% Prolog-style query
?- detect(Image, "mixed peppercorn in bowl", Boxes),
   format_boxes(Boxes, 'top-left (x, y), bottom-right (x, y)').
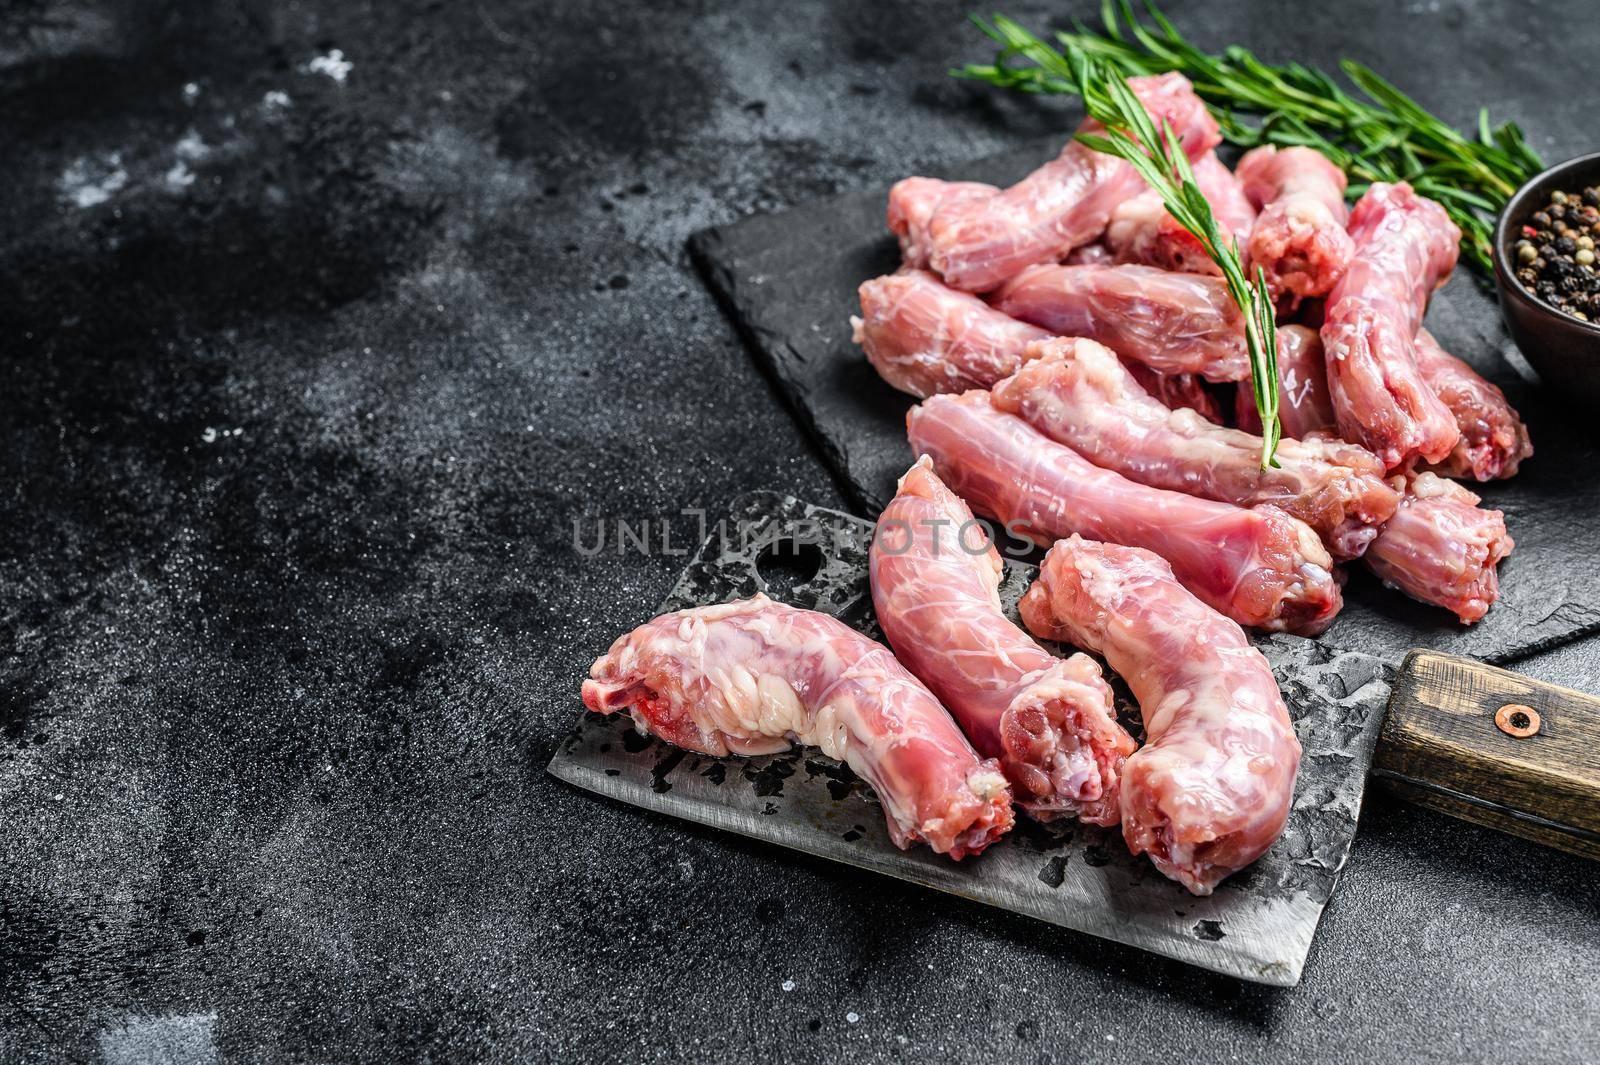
top-left (1494, 151), bottom-right (1600, 407)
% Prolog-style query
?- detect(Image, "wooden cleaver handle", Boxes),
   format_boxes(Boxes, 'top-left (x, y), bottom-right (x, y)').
top-left (1373, 650), bottom-right (1600, 860)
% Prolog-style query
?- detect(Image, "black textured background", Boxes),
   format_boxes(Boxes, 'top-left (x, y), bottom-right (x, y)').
top-left (2, 2), bottom-right (1598, 1062)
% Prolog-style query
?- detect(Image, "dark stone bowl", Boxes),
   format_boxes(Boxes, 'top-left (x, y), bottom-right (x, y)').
top-left (1494, 151), bottom-right (1600, 406)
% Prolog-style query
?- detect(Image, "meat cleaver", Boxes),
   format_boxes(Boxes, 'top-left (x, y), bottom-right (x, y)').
top-left (548, 493), bottom-right (1600, 987)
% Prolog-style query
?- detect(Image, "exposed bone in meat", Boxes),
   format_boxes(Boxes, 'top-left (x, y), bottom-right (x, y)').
top-left (906, 391), bottom-right (1342, 635)
top-left (582, 594), bottom-right (1016, 859)
top-left (1020, 536), bottom-right (1301, 895)
top-left (1413, 329), bottom-right (1533, 481)
top-left (1106, 152), bottom-right (1256, 275)
top-left (1236, 145), bottom-right (1354, 301)
top-left (852, 269), bottom-right (1050, 397)
top-left (992, 338), bottom-right (1399, 560)
top-left (888, 178), bottom-right (999, 270)
top-left (870, 459), bottom-right (1136, 825)
top-left (1065, 241), bottom-right (1115, 266)
top-left (1363, 472), bottom-right (1513, 623)
top-left (1321, 183), bottom-right (1462, 470)
top-left (907, 73), bottom-right (1220, 292)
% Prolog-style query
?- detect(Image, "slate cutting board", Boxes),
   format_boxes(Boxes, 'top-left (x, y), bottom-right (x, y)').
top-left (551, 493), bottom-right (1393, 987)
top-left (689, 139), bottom-right (1600, 665)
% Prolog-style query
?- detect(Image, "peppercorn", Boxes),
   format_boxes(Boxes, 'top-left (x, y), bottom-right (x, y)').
top-left (1511, 184), bottom-right (1600, 318)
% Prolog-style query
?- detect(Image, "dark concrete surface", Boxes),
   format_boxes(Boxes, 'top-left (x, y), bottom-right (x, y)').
top-left (1, 1), bottom-right (1597, 1062)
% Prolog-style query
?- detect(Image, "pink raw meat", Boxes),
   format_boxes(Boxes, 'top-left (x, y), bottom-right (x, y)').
top-left (1066, 241), bottom-right (1115, 266)
top-left (1364, 473), bottom-right (1513, 624)
top-left (1414, 329), bottom-right (1533, 481)
top-left (1124, 360), bottom-right (1224, 424)
top-left (1106, 151), bottom-right (1256, 275)
top-left (915, 73), bottom-right (1220, 292)
top-left (888, 177), bottom-right (999, 269)
top-left (992, 338), bottom-right (1399, 560)
top-left (1237, 145), bottom-right (1355, 301)
top-left (852, 269), bottom-right (1051, 397)
top-left (1020, 536), bottom-right (1301, 895)
top-left (582, 594), bottom-right (1016, 859)
top-left (871, 459), bottom-right (1137, 824)
top-left (993, 262), bottom-right (1316, 382)
top-left (1322, 183), bottom-right (1462, 470)
top-left (906, 391), bottom-right (1342, 635)
top-left (1235, 324), bottom-right (1336, 438)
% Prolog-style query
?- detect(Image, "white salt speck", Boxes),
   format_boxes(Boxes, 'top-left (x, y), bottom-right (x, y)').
top-left (262, 90), bottom-right (292, 110)
top-left (165, 130), bottom-right (209, 190)
top-left (201, 427), bottom-right (218, 443)
top-left (845, 1012), bottom-right (860, 1024)
top-left (896, 1035), bottom-right (908, 1045)
top-left (175, 129), bottom-right (208, 161)
top-left (53, 794), bottom-right (63, 802)
top-left (59, 153), bottom-right (128, 209)
top-left (182, 82), bottom-right (201, 103)
top-left (307, 49), bottom-right (352, 83)
top-left (780, 979), bottom-right (795, 992)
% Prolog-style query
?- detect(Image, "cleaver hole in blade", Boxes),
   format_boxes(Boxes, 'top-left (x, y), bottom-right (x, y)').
top-left (755, 537), bottom-right (825, 603)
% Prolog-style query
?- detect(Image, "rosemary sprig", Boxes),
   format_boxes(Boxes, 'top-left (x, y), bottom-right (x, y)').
top-left (1067, 53), bottom-right (1281, 467)
top-left (954, 3), bottom-right (1543, 274)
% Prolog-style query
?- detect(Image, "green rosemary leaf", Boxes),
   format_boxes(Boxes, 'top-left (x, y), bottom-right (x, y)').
top-left (1066, 52), bottom-right (1282, 466)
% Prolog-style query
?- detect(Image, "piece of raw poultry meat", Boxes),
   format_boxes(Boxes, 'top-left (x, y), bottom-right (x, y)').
top-left (852, 269), bottom-right (1050, 397)
top-left (1236, 145), bottom-right (1355, 302)
top-left (1322, 182), bottom-right (1463, 470)
top-left (582, 595), bottom-right (1015, 859)
top-left (1363, 473), bottom-right (1514, 623)
top-left (1106, 152), bottom-right (1256, 275)
top-left (1124, 361), bottom-right (1225, 424)
top-left (1235, 323), bottom-right (1337, 438)
top-left (1413, 329), bottom-right (1533, 481)
top-left (888, 178), bottom-right (999, 270)
top-left (1019, 536), bottom-right (1301, 895)
top-left (852, 268), bottom-right (1227, 418)
top-left (992, 263), bottom-right (1321, 382)
top-left (907, 72), bottom-right (1221, 292)
top-left (870, 458), bottom-right (1137, 825)
top-left (906, 391), bottom-right (1342, 635)
top-left (991, 338), bottom-right (1400, 560)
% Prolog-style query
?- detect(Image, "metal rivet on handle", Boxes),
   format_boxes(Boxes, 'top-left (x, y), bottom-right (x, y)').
top-left (1495, 703), bottom-right (1541, 738)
